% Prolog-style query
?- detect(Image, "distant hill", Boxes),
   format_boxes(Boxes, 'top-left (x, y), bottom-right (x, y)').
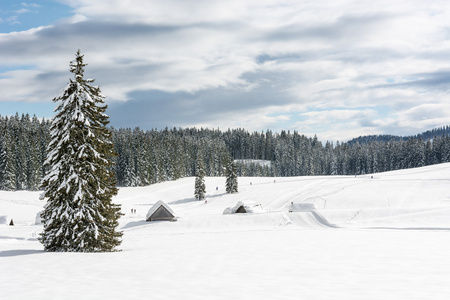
top-left (347, 126), bottom-right (450, 145)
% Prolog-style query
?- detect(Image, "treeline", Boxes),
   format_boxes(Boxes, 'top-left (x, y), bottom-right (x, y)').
top-left (2, 113), bottom-right (450, 191)
top-left (348, 126), bottom-right (450, 145)
top-left (225, 129), bottom-right (450, 177)
top-left (0, 114), bottom-right (50, 190)
top-left (112, 127), bottom-right (231, 186)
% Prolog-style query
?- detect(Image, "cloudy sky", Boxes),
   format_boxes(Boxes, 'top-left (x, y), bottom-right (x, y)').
top-left (1, 0), bottom-right (450, 141)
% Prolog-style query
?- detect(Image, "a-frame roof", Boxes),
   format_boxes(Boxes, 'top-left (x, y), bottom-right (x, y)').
top-left (146, 200), bottom-right (175, 220)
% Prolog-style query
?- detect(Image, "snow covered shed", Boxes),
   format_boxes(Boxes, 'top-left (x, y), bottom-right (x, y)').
top-left (288, 202), bottom-right (317, 212)
top-left (146, 201), bottom-right (176, 222)
top-left (223, 201), bottom-right (264, 214)
top-left (35, 211), bottom-right (43, 225)
top-left (0, 215), bottom-right (12, 225)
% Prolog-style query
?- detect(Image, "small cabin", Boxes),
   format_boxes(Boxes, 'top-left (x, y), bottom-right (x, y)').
top-left (235, 205), bottom-right (247, 213)
top-left (223, 201), bottom-right (264, 214)
top-left (146, 201), bottom-right (176, 222)
top-left (0, 215), bottom-right (12, 225)
top-left (35, 211), bottom-right (43, 225)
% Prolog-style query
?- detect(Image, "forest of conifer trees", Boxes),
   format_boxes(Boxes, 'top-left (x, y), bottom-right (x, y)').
top-left (2, 113), bottom-right (450, 191)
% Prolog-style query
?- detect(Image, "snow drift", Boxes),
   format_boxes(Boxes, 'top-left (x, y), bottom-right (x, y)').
top-left (288, 202), bottom-right (317, 212)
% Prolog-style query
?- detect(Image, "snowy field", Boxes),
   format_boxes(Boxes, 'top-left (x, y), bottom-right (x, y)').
top-left (2, 163), bottom-right (450, 299)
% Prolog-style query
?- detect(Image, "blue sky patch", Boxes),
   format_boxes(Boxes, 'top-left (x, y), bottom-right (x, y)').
top-left (0, 1), bottom-right (72, 33)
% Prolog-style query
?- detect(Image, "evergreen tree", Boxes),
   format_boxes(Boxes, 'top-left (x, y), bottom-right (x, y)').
top-left (26, 115), bottom-right (43, 190)
top-left (0, 138), bottom-right (6, 188)
top-left (194, 156), bottom-right (206, 200)
top-left (39, 50), bottom-right (122, 252)
top-left (0, 132), bottom-right (16, 191)
top-left (225, 159), bottom-right (238, 194)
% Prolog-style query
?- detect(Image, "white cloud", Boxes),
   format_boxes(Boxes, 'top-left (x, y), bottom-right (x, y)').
top-left (3, 16), bottom-right (20, 25)
top-left (2, 0), bottom-right (450, 139)
top-left (21, 3), bottom-right (41, 8)
top-left (15, 3), bottom-right (40, 14)
top-left (15, 8), bottom-right (31, 14)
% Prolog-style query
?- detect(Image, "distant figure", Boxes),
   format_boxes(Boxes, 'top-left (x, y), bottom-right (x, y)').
top-left (274, 180), bottom-right (276, 183)
top-left (216, 187), bottom-right (218, 191)
top-left (371, 176), bottom-right (373, 179)
top-left (9, 219), bottom-right (14, 226)
top-left (250, 182), bottom-right (252, 185)
top-left (205, 200), bottom-right (208, 204)
top-left (131, 208), bottom-right (133, 214)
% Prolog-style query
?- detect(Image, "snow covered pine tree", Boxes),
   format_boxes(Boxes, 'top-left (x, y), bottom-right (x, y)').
top-left (225, 159), bottom-right (238, 194)
top-left (194, 156), bottom-right (206, 200)
top-left (39, 50), bottom-right (123, 252)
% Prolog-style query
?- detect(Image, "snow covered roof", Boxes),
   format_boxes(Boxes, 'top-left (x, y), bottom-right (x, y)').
top-left (146, 200), bottom-right (176, 220)
top-left (289, 203), bottom-right (317, 212)
top-left (223, 201), bottom-right (265, 214)
top-left (0, 215), bottom-right (12, 225)
top-left (35, 211), bottom-right (43, 225)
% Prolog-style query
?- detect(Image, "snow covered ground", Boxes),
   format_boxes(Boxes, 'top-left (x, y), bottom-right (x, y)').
top-left (2, 163), bottom-right (450, 299)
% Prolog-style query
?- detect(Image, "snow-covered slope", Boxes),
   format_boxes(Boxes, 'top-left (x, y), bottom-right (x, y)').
top-left (2, 163), bottom-right (450, 299)
top-left (117, 162), bottom-right (450, 231)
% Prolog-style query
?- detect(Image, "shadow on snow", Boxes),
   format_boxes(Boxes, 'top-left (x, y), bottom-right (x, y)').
top-left (0, 249), bottom-right (44, 257)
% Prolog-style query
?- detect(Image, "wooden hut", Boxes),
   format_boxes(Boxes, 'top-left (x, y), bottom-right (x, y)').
top-left (146, 201), bottom-right (176, 222)
top-left (0, 215), bottom-right (12, 225)
top-left (235, 205), bottom-right (247, 213)
top-left (223, 201), bottom-right (264, 214)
